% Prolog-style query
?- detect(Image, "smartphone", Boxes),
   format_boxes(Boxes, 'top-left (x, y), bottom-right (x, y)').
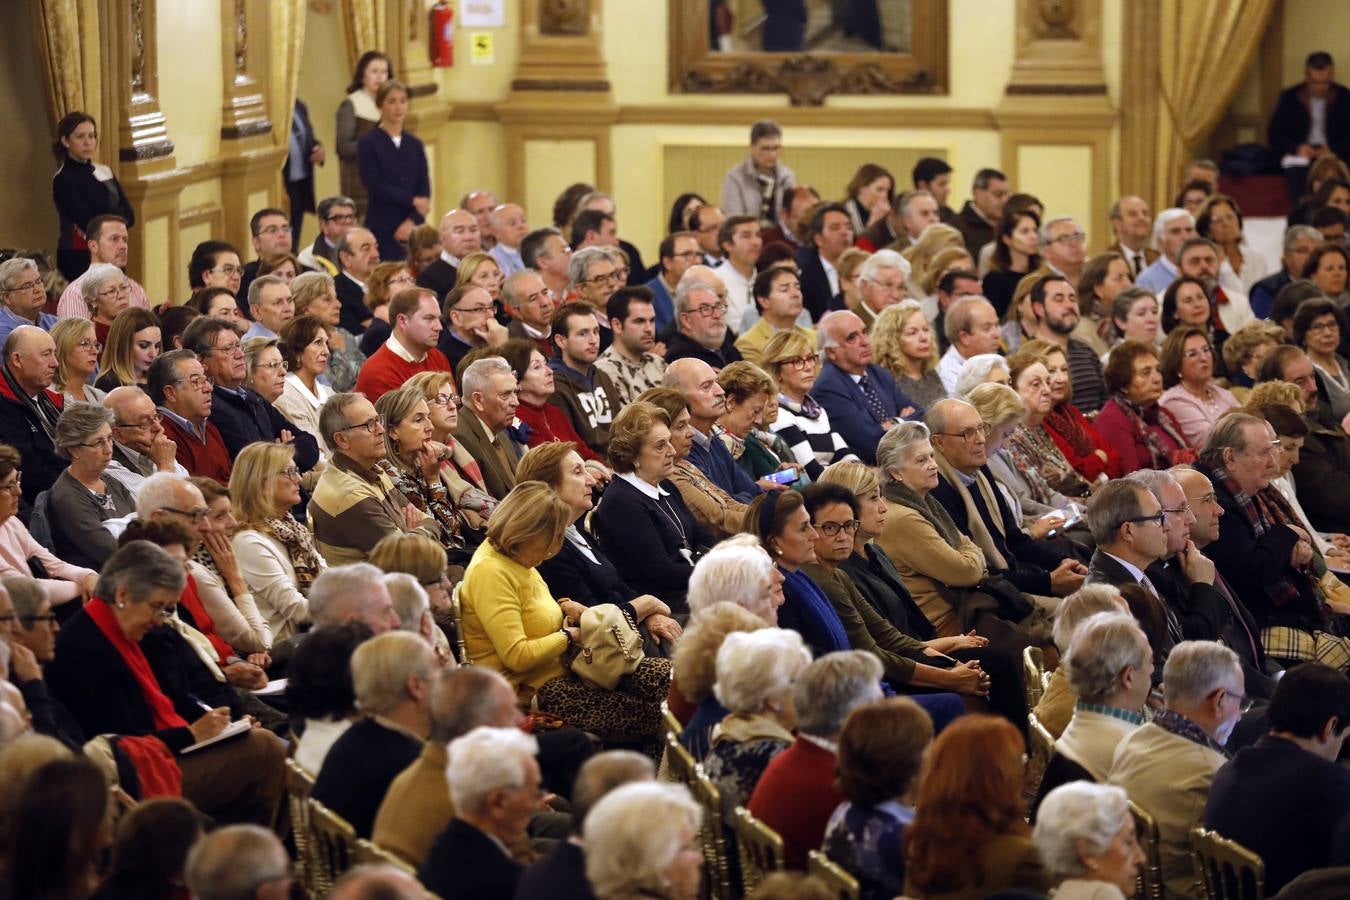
top-left (765, 469), bottom-right (797, 485)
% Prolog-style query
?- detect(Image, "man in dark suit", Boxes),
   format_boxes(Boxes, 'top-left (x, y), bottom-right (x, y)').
top-left (1268, 51), bottom-right (1350, 202)
top-left (810, 310), bottom-right (917, 464)
top-left (1204, 663), bottom-right (1350, 893)
top-left (795, 202), bottom-right (855, 322)
top-left (283, 98), bottom-right (324, 248)
top-left (1250, 225), bottom-right (1321, 319)
top-left (453, 356), bottom-right (523, 501)
top-left (1107, 195), bottom-right (1158, 279)
top-left (297, 195), bottom-right (355, 276)
top-left (312, 631), bottom-right (435, 838)
top-left (418, 208), bottom-right (482, 304)
top-left (955, 167), bottom-right (1009, 258)
top-left (334, 227), bottom-right (380, 335)
top-left (418, 726), bottom-right (541, 900)
top-left (663, 279), bottom-right (742, 369)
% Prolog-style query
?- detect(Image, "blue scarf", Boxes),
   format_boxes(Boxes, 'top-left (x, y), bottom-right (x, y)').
top-left (781, 567), bottom-right (851, 654)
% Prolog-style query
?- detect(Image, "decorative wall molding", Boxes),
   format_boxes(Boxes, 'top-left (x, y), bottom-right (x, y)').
top-left (452, 101), bottom-right (998, 131)
top-left (680, 56), bottom-right (939, 107)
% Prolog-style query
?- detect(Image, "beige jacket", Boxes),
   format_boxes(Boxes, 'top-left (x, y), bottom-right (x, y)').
top-left (874, 502), bottom-right (986, 637)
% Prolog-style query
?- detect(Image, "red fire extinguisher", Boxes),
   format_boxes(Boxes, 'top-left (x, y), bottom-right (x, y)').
top-left (430, 1), bottom-right (454, 67)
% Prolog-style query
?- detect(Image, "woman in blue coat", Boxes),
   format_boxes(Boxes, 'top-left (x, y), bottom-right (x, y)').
top-left (357, 80), bottom-right (430, 262)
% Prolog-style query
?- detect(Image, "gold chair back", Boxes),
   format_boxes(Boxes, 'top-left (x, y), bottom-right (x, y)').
top-left (734, 805), bottom-right (786, 895)
top-left (689, 767), bottom-right (735, 900)
top-left (285, 759), bottom-right (317, 896)
top-left (1191, 826), bottom-right (1265, 900)
top-left (1023, 645), bottom-right (1046, 708)
top-left (449, 581), bottom-right (469, 664)
top-left (355, 838), bottom-right (418, 875)
top-left (307, 798), bottom-right (358, 895)
top-left (1025, 711), bottom-right (1055, 799)
top-left (662, 700), bottom-right (682, 742)
top-left (666, 733), bottom-right (698, 786)
top-left (808, 849), bottom-right (861, 900)
top-left (1129, 799), bottom-right (1164, 900)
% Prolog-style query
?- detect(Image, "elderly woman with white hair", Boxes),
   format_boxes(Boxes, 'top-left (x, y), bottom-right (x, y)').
top-left (381, 571), bottom-right (453, 666)
top-left (703, 628), bottom-right (813, 808)
top-left (670, 601), bottom-right (770, 758)
top-left (418, 725), bottom-right (543, 899)
top-left (81, 262), bottom-right (131, 345)
top-left (48, 401), bottom-right (135, 570)
top-left (1034, 584), bottom-right (1128, 738)
top-left (952, 352), bottom-right (1010, 399)
top-left (584, 781), bottom-right (704, 900)
top-left (1033, 782), bottom-right (1144, 900)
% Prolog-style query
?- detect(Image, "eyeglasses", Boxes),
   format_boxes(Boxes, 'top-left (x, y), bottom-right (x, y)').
top-left (0, 478), bottom-right (20, 495)
top-left (1161, 503), bottom-right (1191, 517)
top-left (162, 506), bottom-right (210, 523)
top-left (387, 274), bottom-right (416, 287)
top-left (0, 613), bottom-right (15, 625)
top-left (1308, 319), bottom-right (1340, 332)
top-left (431, 392), bottom-right (460, 408)
top-left (936, 423), bottom-right (991, 442)
top-left (149, 603), bottom-right (176, 621)
top-left (256, 359), bottom-right (289, 372)
top-left (1193, 491), bottom-right (1218, 505)
top-left (21, 613), bottom-right (58, 625)
top-left (175, 374), bottom-right (212, 391)
top-left (1182, 346), bottom-right (1213, 360)
top-left (670, 250), bottom-right (702, 260)
top-left (778, 354), bottom-right (818, 370)
top-left (1126, 512), bottom-right (1167, 528)
top-left (324, 213), bottom-right (357, 224)
top-left (870, 279), bottom-right (906, 294)
top-left (1049, 231), bottom-right (1087, 245)
top-left (214, 340), bottom-right (244, 356)
top-left (77, 338), bottom-right (102, 352)
top-left (76, 436), bottom-right (114, 450)
top-left (3, 279), bottom-right (43, 294)
top-left (581, 270), bottom-right (621, 286)
top-left (97, 284), bottom-right (131, 298)
top-left (453, 304), bottom-right (495, 316)
top-left (211, 264), bottom-right (242, 276)
top-left (687, 302), bottom-right (729, 318)
top-left (256, 224), bottom-right (292, 236)
top-left (339, 416), bottom-right (383, 434)
top-left (115, 415), bottom-right (160, 430)
top-left (1216, 688), bottom-right (1254, 714)
top-left (817, 519), bottom-right (860, 537)
top-left (275, 466), bottom-right (301, 480)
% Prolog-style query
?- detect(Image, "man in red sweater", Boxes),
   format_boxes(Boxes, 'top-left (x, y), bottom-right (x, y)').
top-left (355, 287), bottom-right (453, 402)
top-left (747, 650), bottom-right (883, 868)
top-left (147, 349), bottom-right (232, 483)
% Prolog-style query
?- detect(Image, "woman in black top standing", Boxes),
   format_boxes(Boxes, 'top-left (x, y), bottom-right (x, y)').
top-left (51, 112), bottom-right (134, 282)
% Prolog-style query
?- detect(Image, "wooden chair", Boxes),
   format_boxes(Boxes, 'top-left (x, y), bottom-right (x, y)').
top-left (1025, 711), bottom-right (1055, 799)
top-left (1023, 645), bottom-right (1046, 708)
top-left (285, 759), bottom-right (317, 896)
top-left (808, 850), bottom-right (860, 900)
top-left (688, 767), bottom-right (735, 900)
top-left (666, 733), bottom-right (698, 786)
top-left (662, 700), bottom-right (683, 743)
top-left (734, 805), bottom-right (785, 895)
top-left (355, 838), bottom-right (417, 875)
top-left (449, 581), bottom-right (469, 664)
top-left (307, 798), bottom-right (357, 895)
top-left (1129, 800), bottom-right (1164, 900)
top-left (1191, 827), bottom-right (1265, 900)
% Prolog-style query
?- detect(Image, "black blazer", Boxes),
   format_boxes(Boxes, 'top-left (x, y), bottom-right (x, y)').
top-left (418, 817), bottom-right (523, 900)
top-left (663, 330), bottom-right (742, 370)
top-left (44, 609), bottom-right (217, 754)
top-left (357, 127), bottom-right (430, 261)
top-left (515, 839), bottom-right (594, 900)
top-left (537, 523), bottom-right (631, 608)
top-left (592, 477), bottom-right (714, 616)
top-left (416, 258), bottom-right (458, 305)
top-left (335, 270), bottom-right (371, 335)
top-left (931, 468), bottom-right (1053, 596)
top-left (794, 245), bottom-right (835, 323)
top-left (1268, 82), bottom-right (1350, 161)
top-left (52, 154), bottom-right (135, 279)
top-left (1205, 735), bottom-right (1350, 893)
top-left (0, 384), bottom-right (64, 510)
top-left (311, 717), bottom-right (421, 839)
top-left (1084, 548), bottom-right (1176, 678)
top-left (208, 387), bottom-right (320, 472)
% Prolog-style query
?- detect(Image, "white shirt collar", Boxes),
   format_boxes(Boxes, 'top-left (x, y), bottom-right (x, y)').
top-left (618, 471), bottom-right (668, 499)
top-left (1102, 550), bottom-right (1147, 585)
top-left (386, 333), bottom-right (425, 364)
top-left (440, 249), bottom-right (463, 267)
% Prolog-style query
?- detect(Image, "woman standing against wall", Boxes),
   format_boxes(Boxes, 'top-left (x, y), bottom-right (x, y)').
top-left (358, 80), bottom-right (430, 262)
top-left (335, 51), bottom-right (391, 220)
top-left (51, 112), bottom-right (135, 282)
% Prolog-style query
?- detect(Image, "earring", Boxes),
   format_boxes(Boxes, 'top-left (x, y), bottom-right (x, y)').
top-left (115, 601), bottom-right (126, 609)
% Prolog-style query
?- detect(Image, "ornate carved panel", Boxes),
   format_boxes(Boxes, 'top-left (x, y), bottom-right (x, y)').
top-left (670, 0), bottom-right (948, 105)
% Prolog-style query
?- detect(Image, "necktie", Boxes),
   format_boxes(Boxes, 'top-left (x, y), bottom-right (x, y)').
top-left (858, 374), bottom-right (887, 424)
top-left (1213, 571), bottom-right (1262, 665)
top-left (492, 434), bottom-right (517, 488)
top-left (1142, 576), bottom-right (1184, 644)
top-left (1133, 253), bottom-right (1144, 278)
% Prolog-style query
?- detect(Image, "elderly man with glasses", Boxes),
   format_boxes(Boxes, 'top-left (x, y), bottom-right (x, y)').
top-left (147, 349), bottom-right (233, 482)
top-left (311, 392), bottom-right (439, 565)
top-left (811, 310), bottom-right (918, 464)
top-left (0, 257), bottom-right (58, 347)
top-left (101, 385), bottom-right (188, 496)
top-left (664, 279), bottom-right (743, 369)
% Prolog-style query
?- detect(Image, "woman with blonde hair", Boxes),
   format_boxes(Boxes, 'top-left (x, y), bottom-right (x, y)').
top-left (404, 370), bottom-right (497, 528)
top-left (454, 252), bottom-right (505, 305)
top-left (919, 246), bottom-right (975, 298)
top-left (460, 480), bottom-right (672, 758)
top-left (95, 307), bottom-right (160, 392)
top-left (374, 386), bottom-right (470, 563)
top-left (358, 261), bottom-right (417, 356)
top-left (902, 223), bottom-right (964, 301)
top-left (289, 270), bottom-right (365, 392)
top-left (50, 317), bottom-right (105, 403)
top-left (872, 300), bottom-right (946, 410)
top-left (370, 531), bottom-right (456, 663)
top-left (836, 247), bottom-right (871, 313)
top-left (229, 442), bottom-right (327, 639)
top-left (761, 331), bottom-right (853, 474)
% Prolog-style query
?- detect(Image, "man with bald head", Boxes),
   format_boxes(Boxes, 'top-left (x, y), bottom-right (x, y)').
top-left (462, 189), bottom-right (498, 249)
top-left (664, 357), bottom-right (761, 501)
top-left (0, 325), bottom-right (64, 506)
top-left (811, 310), bottom-right (918, 464)
top-left (185, 824), bottom-right (292, 900)
top-left (489, 203), bottom-right (528, 277)
top-left (1108, 195), bottom-right (1157, 278)
top-left (335, 226), bottom-right (381, 333)
top-left (418, 208), bottom-right (483, 303)
top-left (331, 866), bottom-right (429, 899)
top-left (103, 386), bottom-right (188, 496)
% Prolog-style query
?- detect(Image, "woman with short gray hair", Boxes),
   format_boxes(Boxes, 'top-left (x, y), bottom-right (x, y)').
top-left (49, 402), bottom-right (135, 569)
top-left (584, 782), bottom-right (704, 900)
top-left (703, 628), bottom-right (812, 808)
top-left (1033, 781), bottom-right (1143, 899)
top-left (1035, 585), bottom-right (1128, 737)
top-left (80, 262), bottom-right (130, 344)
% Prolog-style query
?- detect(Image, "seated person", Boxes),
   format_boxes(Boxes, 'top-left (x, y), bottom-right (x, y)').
top-left (639, 387), bottom-right (747, 540)
top-left (581, 782), bottom-right (704, 900)
top-left (148, 350), bottom-right (233, 482)
top-left (1093, 341), bottom-right (1195, 474)
top-left (1158, 325), bottom-right (1239, 449)
top-left (1033, 584), bottom-right (1129, 738)
top-left (761, 330), bottom-right (854, 473)
top-left (43, 540), bottom-right (288, 827)
top-left (823, 697), bottom-right (933, 900)
top-left (452, 356), bottom-right (525, 502)
top-left (1109, 641), bottom-right (1243, 899)
top-left (748, 650), bottom-right (884, 870)
top-left (812, 310), bottom-right (919, 464)
top-left (417, 726), bottom-right (540, 900)
top-left (0, 326), bottom-right (67, 509)
top-left (1029, 339), bottom-right (1123, 481)
top-left (311, 631), bottom-right (435, 838)
top-left (672, 599), bottom-right (770, 759)
top-left (458, 480), bottom-right (670, 760)
top-left (702, 628), bottom-right (811, 809)
top-left (103, 385), bottom-right (190, 497)
top-left (716, 360), bottom-right (808, 483)
top-left (0, 444), bottom-right (97, 613)
top-left (517, 442), bottom-right (681, 650)
top-left (904, 715), bottom-right (1052, 899)
top-left (547, 302), bottom-right (623, 456)
top-left (1203, 663), bottom-right (1350, 894)
top-left (48, 402), bottom-right (135, 570)
top-left (306, 562), bottom-right (401, 634)
top-left (1032, 783), bottom-right (1145, 900)
top-left (496, 338), bottom-right (605, 468)
top-left (591, 402), bottom-right (715, 616)
top-left (287, 622), bottom-right (370, 775)
top-left (663, 357), bottom-right (762, 502)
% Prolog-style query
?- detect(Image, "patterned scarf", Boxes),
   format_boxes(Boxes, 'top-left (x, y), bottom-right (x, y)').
top-left (260, 513), bottom-right (325, 595)
top-left (1005, 424), bottom-right (1090, 499)
top-left (781, 392), bottom-right (823, 420)
top-left (1151, 707), bottom-right (1228, 758)
top-left (1044, 402), bottom-right (1095, 457)
top-left (1206, 463), bottom-right (1302, 609)
top-left (1110, 393), bottom-right (1192, 469)
top-left (713, 424), bottom-right (746, 460)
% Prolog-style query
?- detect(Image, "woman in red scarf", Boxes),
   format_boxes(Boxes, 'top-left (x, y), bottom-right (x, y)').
top-left (1024, 340), bottom-right (1123, 482)
top-left (43, 540), bottom-right (287, 827)
top-left (1095, 340), bottom-right (1196, 474)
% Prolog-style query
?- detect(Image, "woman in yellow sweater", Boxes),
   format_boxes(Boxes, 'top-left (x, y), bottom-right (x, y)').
top-left (459, 480), bottom-right (671, 758)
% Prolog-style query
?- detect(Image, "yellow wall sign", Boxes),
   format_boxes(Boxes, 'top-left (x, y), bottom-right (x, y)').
top-left (470, 32), bottom-right (494, 65)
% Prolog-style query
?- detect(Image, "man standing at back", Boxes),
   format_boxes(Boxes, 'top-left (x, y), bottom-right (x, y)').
top-left (355, 288), bottom-right (451, 402)
top-left (720, 120), bottom-right (795, 228)
top-left (1268, 51), bottom-right (1350, 203)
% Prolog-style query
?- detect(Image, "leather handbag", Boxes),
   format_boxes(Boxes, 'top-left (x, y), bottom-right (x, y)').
top-left (568, 604), bottom-right (644, 690)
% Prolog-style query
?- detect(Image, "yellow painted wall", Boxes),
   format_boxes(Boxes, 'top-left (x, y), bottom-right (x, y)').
top-left (157, 1), bottom-right (224, 168)
top-left (1018, 145), bottom-right (1094, 237)
top-left (1282, 0), bottom-right (1350, 84)
top-left (0, 0), bottom-right (59, 250)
